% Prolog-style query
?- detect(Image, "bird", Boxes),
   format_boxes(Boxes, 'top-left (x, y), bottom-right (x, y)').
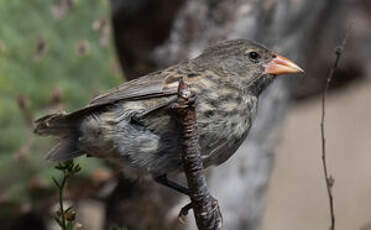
top-left (34, 39), bottom-right (303, 194)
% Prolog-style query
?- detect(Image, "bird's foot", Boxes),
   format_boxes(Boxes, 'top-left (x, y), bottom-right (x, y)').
top-left (178, 195), bottom-right (223, 227)
top-left (178, 202), bottom-right (193, 224)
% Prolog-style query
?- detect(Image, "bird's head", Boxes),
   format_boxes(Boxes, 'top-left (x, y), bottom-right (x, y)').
top-left (196, 39), bottom-right (304, 95)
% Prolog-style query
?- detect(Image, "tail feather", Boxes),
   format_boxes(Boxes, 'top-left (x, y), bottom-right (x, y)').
top-left (34, 112), bottom-right (84, 161)
top-left (45, 137), bottom-right (83, 161)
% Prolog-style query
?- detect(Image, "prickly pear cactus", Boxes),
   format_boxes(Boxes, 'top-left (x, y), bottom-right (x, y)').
top-left (0, 0), bottom-right (120, 204)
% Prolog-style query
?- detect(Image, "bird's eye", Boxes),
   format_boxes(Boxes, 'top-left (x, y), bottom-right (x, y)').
top-left (248, 51), bottom-right (260, 60)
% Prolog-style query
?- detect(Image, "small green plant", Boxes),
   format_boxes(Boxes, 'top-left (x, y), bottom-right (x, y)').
top-left (52, 161), bottom-right (81, 230)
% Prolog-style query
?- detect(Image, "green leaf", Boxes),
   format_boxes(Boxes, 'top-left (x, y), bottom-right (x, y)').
top-left (66, 222), bottom-right (74, 230)
top-left (54, 217), bottom-right (63, 228)
top-left (52, 177), bottom-right (61, 189)
top-left (65, 206), bottom-right (73, 213)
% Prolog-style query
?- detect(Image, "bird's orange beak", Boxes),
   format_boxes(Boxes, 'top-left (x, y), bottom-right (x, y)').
top-left (264, 54), bottom-right (304, 75)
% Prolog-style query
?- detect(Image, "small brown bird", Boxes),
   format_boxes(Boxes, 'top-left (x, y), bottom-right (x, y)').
top-left (34, 39), bottom-right (303, 194)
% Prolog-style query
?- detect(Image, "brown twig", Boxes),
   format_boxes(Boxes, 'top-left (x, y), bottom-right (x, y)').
top-left (320, 33), bottom-right (348, 230)
top-left (173, 79), bottom-right (223, 230)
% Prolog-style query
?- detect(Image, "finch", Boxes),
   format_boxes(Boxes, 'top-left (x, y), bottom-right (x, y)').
top-left (34, 39), bottom-right (303, 192)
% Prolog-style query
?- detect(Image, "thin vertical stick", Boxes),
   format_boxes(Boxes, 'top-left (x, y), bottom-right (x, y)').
top-left (320, 34), bottom-right (348, 230)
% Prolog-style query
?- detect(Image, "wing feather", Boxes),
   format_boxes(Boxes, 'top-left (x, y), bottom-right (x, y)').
top-left (64, 70), bottom-right (180, 118)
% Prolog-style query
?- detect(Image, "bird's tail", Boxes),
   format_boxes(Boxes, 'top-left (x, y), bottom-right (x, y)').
top-left (34, 112), bottom-right (84, 161)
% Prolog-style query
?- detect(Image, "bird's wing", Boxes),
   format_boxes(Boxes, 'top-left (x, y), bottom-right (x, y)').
top-left (63, 69), bottom-right (185, 119)
top-left (89, 72), bottom-right (177, 106)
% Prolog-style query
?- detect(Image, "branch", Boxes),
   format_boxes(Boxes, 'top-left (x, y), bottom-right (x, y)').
top-left (320, 33), bottom-right (349, 230)
top-left (173, 79), bottom-right (223, 230)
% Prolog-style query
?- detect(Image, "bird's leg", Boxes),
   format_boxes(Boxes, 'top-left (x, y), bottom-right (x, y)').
top-left (155, 175), bottom-right (198, 219)
top-left (154, 175), bottom-right (220, 219)
top-left (154, 174), bottom-right (191, 196)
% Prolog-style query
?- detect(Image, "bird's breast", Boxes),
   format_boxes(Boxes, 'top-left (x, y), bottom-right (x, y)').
top-left (193, 76), bottom-right (257, 136)
top-left (191, 76), bottom-right (258, 166)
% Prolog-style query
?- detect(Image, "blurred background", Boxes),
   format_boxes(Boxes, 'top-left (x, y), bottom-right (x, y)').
top-left (0, 0), bottom-right (370, 230)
